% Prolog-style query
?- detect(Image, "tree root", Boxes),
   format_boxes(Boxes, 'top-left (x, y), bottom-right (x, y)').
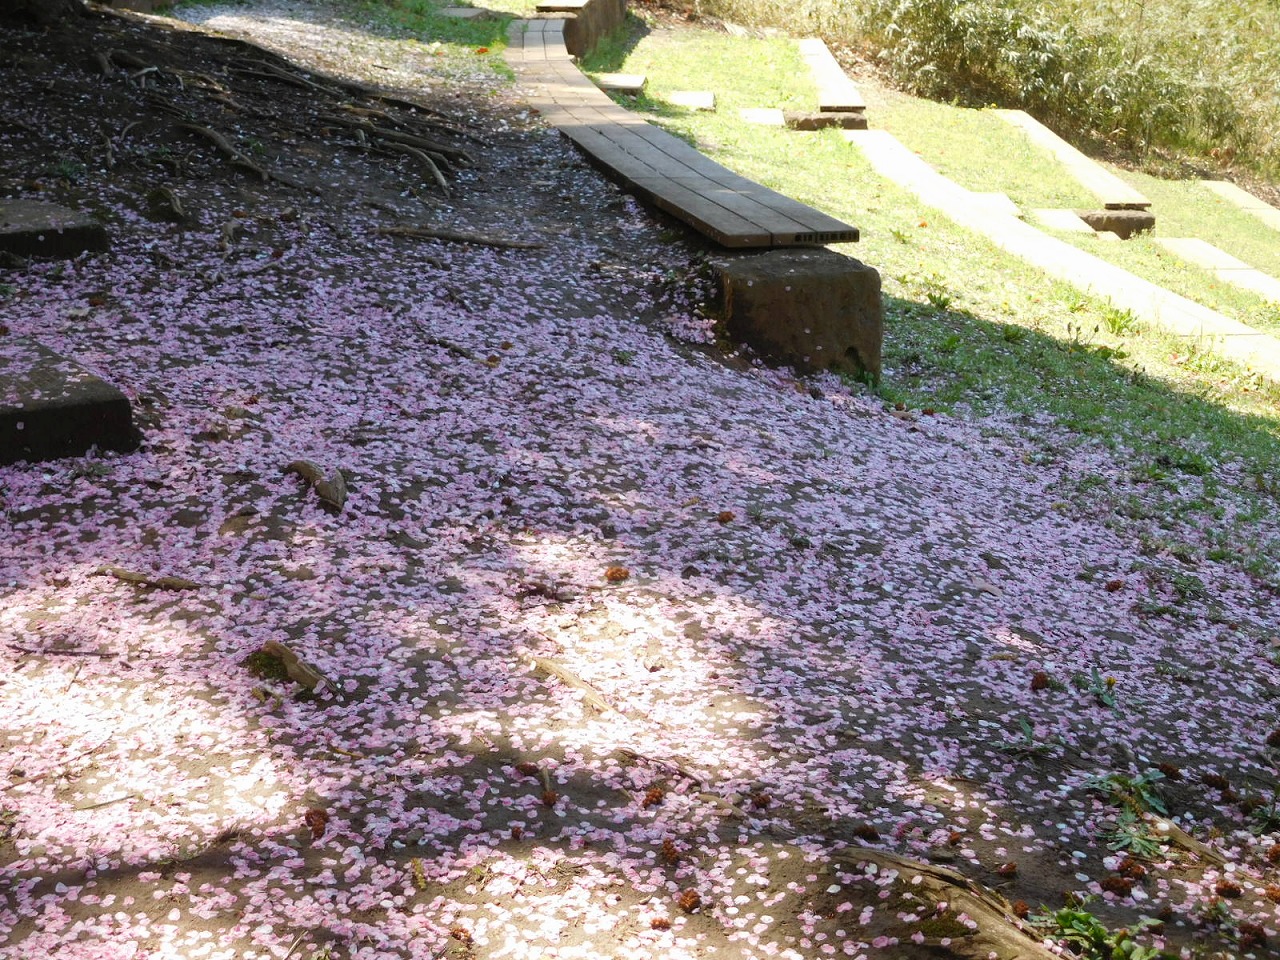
top-left (833, 848), bottom-right (1062, 960)
top-left (93, 564), bottom-right (202, 591)
top-left (524, 655), bottom-right (621, 715)
top-left (378, 225), bottom-right (544, 251)
top-left (378, 141), bottom-right (450, 197)
top-left (178, 121), bottom-right (269, 181)
top-left (284, 459), bottom-right (348, 513)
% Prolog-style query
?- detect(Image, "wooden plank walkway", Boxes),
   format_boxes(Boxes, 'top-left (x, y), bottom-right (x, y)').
top-left (797, 38), bottom-right (864, 113)
top-left (505, 19), bottom-right (859, 248)
top-left (994, 109), bottom-right (1150, 211)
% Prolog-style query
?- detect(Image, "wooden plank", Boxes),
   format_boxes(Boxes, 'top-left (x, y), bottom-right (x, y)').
top-left (994, 109), bottom-right (1150, 210)
top-left (630, 177), bottom-right (772, 247)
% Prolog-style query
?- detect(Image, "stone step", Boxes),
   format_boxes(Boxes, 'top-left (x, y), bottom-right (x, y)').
top-left (993, 110), bottom-right (1151, 211)
top-left (1155, 237), bottom-right (1280, 301)
top-left (1, 337), bottom-right (140, 465)
top-left (667, 90), bottom-right (716, 112)
top-left (0, 199), bottom-right (109, 260)
top-left (1201, 180), bottom-right (1280, 232)
top-left (784, 111), bottom-right (867, 132)
top-left (595, 73), bottom-right (646, 95)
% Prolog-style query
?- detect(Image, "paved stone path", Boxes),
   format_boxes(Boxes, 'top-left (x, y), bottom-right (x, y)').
top-left (846, 128), bottom-right (1280, 382)
top-left (1202, 180), bottom-right (1280, 232)
top-left (1155, 237), bottom-right (1280, 302)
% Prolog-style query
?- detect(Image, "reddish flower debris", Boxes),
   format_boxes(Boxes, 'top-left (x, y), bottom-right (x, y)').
top-left (1011, 901), bottom-right (1030, 919)
top-left (716, 511), bottom-right (735, 523)
top-left (677, 889), bottom-right (702, 913)
top-left (1030, 670), bottom-right (1050, 691)
top-left (660, 839), bottom-right (680, 865)
top-left (1156, 762), bottom-right (1182, 780)
top-left (995, 862), bottom-right (1018, 877)
top-left (1266, 845), bottom-right (1280, 865)
top-left (641, 787), bottom-right (665, 809)
top-left (853, 823), bottom-right (881, 842)
top-left (1240, 922), bottom-right (1268, 949)
top-left (1265, 884), bottom-right (1280, 903)
top-left (1105, 578), bottom-right (1126, 592)
top-left (650, 917), bottom-right (672, 931)
top-left (303, 807), bottom-right (329, 841)
top-left (1202, 772), bottom-right (1231, 791)
top-left (604, 565), bottom-right (630, 582)
top-left (749, 792), bottom-right (771, 810)
top-left (1266, 729), bottom-right (1280, 749)
top-left (1101, 875), bottom-right (1135, 896)
top-left (1214, 879), bottom-right (1243, 899)
top-left (450, 926), bottom-right (473, 944)
top-left (541, 789), bottom-right (559, 807)
top-left (514, 761), bottom-right (540, 778)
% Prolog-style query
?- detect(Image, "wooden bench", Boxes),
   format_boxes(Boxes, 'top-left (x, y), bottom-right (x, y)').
top-left (505, 19), bottom-right (860, 248)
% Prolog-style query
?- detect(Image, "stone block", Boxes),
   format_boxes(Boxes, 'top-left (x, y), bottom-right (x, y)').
top-left (711, 248), bottom-right (882, 378)
top-left (784, 111), bottom-right (867, 131)
top-left (1077, 208), bottom-right (1155, 240)
top-left (595, 73), bottom-right (646, 95)
top-left (441, 6), bottom-right (492, 18)
top-left (0, 199), bottom-right (109, 259)
top-left (1, 337), bottom-right (140, 465)
top-left (668, 91), bottom-right (716, 112)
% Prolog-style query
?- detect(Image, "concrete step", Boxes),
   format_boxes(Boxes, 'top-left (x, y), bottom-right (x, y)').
top-left (1, 337), bottom-right (140, 465)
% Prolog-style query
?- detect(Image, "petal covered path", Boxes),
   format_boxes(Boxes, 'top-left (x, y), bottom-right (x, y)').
top-left (2, 4), bottom-right (1280, 959)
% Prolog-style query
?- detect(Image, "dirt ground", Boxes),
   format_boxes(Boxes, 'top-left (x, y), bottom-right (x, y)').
top-left (2, 4), bottom-right (1280, 960)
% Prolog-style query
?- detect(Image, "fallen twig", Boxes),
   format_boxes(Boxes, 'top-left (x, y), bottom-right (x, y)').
top-left (378, 225), bottom-right (544, 251)
top-left (7, 642), bottom-right (116, 658)
top-left (525, 655), bottom-right (618, 715)
top-left (259, 640), bottom-right (334, 693)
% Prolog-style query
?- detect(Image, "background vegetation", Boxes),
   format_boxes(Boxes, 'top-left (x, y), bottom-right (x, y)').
top-left (689, 0), bottom-right (1280, 180)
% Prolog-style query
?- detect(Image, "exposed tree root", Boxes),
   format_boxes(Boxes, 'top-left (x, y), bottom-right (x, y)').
top-left (92, 565), bottom-right (202, 591)
top-left (524, 655), bottom-right (621, 715)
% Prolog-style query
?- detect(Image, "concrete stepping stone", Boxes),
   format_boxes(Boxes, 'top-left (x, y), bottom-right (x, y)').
top-left (440, 6), bottom-right (493, 18)
top-left (1201, 180), bottom-right (1280, 232)
top-left (739, 108), bottom-right (784, 126)
top-left (0, 199), bottom-right (109, 259)
top-left (595, 73), bottom-right (646, 95)
top-left (1155, 237), bottom-right (1280, 302)
top-left (783, 111), bottom-right (866, 131)
top-left (797, 38), bottom-right (865, 113)
top-left (993, 110), bottom-right (1150, 211)
top-left (668, 90), bottom-right (716, 112)
top-left (1, 337), bottom-right (139, 465)
top-left (1031, 208), bottom-right (1094, 233)
top-left (971, 192), bottom-right (1020, 218)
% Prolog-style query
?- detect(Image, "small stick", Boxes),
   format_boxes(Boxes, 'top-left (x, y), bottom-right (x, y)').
top-left (378, 225), bottom-right (543, 251)
top-left (377, 140), bottom-right (450, 196)
top-left (524, 655), bottom-right (616, 714)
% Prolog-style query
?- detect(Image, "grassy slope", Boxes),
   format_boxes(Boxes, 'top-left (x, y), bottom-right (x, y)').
top-left (583, 19), bottom-right (1280, 581)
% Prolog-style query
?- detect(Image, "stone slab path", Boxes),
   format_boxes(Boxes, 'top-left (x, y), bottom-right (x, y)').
top-left (845, 128), bottom-right (1280, 382)
top-left (796, 38), bottom-right (865, 114)
top-left (1155, 237), bottom-right (1280, 302)
top-left (993, 110), bottom-right (1151, 211)
top-left (505, 19), bottom-right (859, 247)
top-left (1202, 179), bottom-right (1280, 232)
